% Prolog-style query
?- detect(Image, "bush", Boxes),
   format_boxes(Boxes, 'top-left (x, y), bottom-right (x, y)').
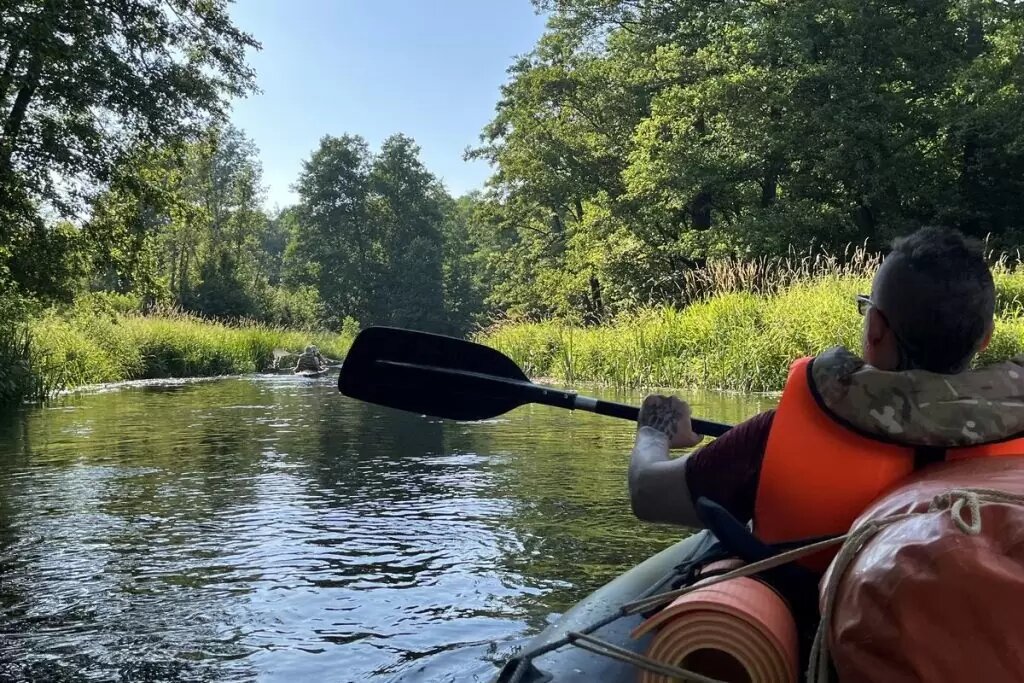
top-left (267, 285), bottom-right (323, 329)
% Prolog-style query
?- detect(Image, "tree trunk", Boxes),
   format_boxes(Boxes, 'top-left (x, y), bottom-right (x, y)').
top-left (691, 190), bottom-right (712, 230)
top-left (959, 135), bottom-right (981, 236)
top-left (0, 42), bottom-right (24, 109)
top-left (586, 272), bottom-right (604, 325)
top-left (761, 164), bottom-right (778, 208)
top-left (854, 201), bottom-right (876, 240)
top-left (0, 50), bottom-right (43, 174)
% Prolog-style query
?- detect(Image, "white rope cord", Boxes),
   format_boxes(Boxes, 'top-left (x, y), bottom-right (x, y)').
top-left (624, 534), bottom-right (848, 616)
top-left (806, 487), bottom-right (1024, 683)
top-left (508, 487), bottom-right (1024, 683)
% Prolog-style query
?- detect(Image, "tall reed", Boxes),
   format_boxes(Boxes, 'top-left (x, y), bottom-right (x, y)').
top-left (481, 253), bottom-right (1024, 393)
top-left (20, 303), bottom-right (354, 399)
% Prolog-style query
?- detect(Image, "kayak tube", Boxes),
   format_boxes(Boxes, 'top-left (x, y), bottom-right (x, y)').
top-left (295, 368), bottom-right (330, 378)
top-left (493, 531), bottom-right (715, 683)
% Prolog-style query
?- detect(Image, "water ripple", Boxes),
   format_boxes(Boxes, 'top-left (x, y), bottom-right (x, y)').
top-left (0, 376), bottom-right (766, 681)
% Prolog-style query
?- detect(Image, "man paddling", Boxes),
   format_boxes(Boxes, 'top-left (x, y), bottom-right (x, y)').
top-left (627, 225), bottom-right (1024, 674)
top-left (628, 225), bottom-right (1024, 560)
top-left (294, 345), bottom-right (328, 373)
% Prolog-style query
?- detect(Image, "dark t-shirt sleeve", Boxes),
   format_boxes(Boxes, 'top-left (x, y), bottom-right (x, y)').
top-left (684, 409), bottom-right (776, 524)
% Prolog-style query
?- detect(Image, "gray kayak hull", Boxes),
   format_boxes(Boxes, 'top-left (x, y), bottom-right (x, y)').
top-left (493, 531), bottom-right (710, 682)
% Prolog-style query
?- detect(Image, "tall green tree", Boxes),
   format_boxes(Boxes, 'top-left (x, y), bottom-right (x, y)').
top-left (0, 0), bottom-right (258, 301)
top-left (87, 125), bottom-right (272, 317)
top-left (184, 126), bottom-right (270, 317)
top-left (287, 133), bottom-right (480, 333)
top-left (287, 134), bottom-right (375, 328)
top-left (439, 194), bottom-right (490, 335)
top-left (0, 0), bottom-right (258, 214)
top-left (368, 134), bottom-right (447, 331)
top-left (473, 0), bottom-right (1024, 320)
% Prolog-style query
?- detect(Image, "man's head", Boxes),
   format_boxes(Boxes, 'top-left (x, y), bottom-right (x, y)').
top-left (861, 226), bottom-right (995, 373)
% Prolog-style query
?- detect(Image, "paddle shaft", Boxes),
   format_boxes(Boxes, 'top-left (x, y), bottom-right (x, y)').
top-left (378, 361), bottom-right (731, 437)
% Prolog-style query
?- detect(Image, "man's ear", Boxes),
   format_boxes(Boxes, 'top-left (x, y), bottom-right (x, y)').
top-left (866, 308), bottom-right (888, 345)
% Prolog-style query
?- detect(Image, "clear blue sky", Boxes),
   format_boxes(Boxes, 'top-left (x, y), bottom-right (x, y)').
top-left (228, 1), bottom-right (548, 210)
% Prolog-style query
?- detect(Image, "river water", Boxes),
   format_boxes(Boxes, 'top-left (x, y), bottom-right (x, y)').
top-left (0, 374), bottom-right (773, 682)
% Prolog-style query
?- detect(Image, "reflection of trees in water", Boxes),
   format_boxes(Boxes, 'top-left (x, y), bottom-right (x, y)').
top-left (0, 381), bottom-right (279, 682)
top-left (294, 389), bottom-right (514, 508)
top-left (294, 393), bottom-right (502, 579)
top-left (0, 377), bottom-right (774, 680)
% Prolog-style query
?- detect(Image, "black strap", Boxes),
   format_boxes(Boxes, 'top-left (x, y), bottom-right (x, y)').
top-left (913, 446), bottom-right (946, 470)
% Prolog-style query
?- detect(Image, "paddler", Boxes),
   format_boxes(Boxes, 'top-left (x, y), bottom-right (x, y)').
top-left (293, 344), bottom-right (328, 373)
top-left (627, 225), bottom-right (1024, 660)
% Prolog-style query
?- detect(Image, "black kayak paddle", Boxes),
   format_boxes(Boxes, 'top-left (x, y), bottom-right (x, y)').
top-left (337, 326), bottom-right (731, 437)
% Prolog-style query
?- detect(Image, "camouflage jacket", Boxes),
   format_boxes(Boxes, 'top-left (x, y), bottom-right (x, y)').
top-left (294, 352), bottom-right (325, 372)
top-left (810, 347), bottom-right (1024, 448)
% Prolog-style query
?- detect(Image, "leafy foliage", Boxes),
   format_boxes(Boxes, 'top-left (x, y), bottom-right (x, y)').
top-left (468, 0), bottom-right (1024, 320)
top-left (0, 0), bottom-right (258, 215)
top-left (287, 133), bottom-right (479, 334)
top-left (5, 0), bottom-right (1024, 400)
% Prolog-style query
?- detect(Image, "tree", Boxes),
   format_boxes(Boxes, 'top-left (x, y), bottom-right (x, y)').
top-left (0, 0), bottom-right (258, 215)
top-left (470, 0), bottom-right (1024, 320)
top-left (287, 134), bottom-right (375, 328)
top-left (86, 125), bottom-right (272, 317)
top-left (439, 194), bottom-right (489, 335)
top-left (367, 134), bottom-right (447, 331)
top-left (287, 133), bottom-right (480, 332)
top-left (0, 0), bottom-right (258, 302)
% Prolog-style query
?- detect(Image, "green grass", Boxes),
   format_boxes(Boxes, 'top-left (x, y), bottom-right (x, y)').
top-left (480, 262), bottom-right (1024, 393)
top-left (19, 299), bottom-right (354, 400)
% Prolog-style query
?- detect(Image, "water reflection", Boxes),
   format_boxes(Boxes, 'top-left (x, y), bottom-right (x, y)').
top-left (0, 376), bottom-right (772, 681)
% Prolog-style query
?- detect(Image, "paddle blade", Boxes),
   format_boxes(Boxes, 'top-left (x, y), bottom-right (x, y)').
top-left (339, 326), bottom-right (533, 421)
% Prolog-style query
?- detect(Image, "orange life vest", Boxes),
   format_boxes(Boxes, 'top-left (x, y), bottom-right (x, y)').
top-left (753, 356), bottom-right (1024, 572)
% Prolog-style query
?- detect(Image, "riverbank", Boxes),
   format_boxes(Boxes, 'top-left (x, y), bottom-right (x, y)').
top-left (480, 268), bottom-right (1024, 393)
top-left (4, 297), bottom-right (353, 403)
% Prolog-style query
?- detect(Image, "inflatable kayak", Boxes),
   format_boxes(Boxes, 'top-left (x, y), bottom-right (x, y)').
top-left (492, 507), bottom-right (814, 683)
top-left (494, 459), bottom-right (1024, 683)
top-left (493, 531), bottom-right (715, 683)
top-left (295, 367), bottom-right (330, 378)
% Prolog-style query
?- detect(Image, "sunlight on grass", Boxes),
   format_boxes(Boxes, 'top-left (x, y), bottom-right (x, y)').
top-left (21, 299), bottom-right (353, 399)
top-left (481, 256), bottom-right (1024, 392)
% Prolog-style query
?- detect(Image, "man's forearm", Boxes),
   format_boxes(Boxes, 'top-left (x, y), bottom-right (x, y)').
top-left (628, 427), bottom-right (701, 527)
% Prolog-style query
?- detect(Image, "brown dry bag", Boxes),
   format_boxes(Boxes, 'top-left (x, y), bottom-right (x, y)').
top-left (820, 456), bottom-right (1024, 683)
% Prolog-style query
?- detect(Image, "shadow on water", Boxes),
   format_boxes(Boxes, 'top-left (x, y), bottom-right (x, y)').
top-left (0, 375), bottom-right (772, 682)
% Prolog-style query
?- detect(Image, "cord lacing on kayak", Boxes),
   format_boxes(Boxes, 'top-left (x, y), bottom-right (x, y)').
top-left (505, 488), bottom-right (1024, 683)
top-left (504, 535), bottom-right (844, 683)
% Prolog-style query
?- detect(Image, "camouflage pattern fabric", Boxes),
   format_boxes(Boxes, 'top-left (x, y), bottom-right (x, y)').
top-left (810, 347), bottom-right (1024, 447)
top-left (294, 346), bottom-right (326, 373)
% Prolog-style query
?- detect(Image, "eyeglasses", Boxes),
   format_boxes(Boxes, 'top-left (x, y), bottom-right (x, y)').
top-left (856, 293), bottom-right (919, 363)
top-left (855, 294), bottom-right (873, 316)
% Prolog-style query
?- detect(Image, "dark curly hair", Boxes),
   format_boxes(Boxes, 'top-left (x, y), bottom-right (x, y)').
top-left (877, 226), bottom-right (995, 373)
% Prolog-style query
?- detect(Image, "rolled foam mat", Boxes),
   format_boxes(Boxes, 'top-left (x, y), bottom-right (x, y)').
top-left (630, 576), bottom-right (798, 683)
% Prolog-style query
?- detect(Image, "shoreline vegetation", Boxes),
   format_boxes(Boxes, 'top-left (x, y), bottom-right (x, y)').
top-left (2, 293), bottom-right (354, 405)
top-left (479, 251), bottom-right (1024, 394)
top-left (5, 2), bottom-right (1024, 411)
top-left (8, 248), bottom-right (1024, 405)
